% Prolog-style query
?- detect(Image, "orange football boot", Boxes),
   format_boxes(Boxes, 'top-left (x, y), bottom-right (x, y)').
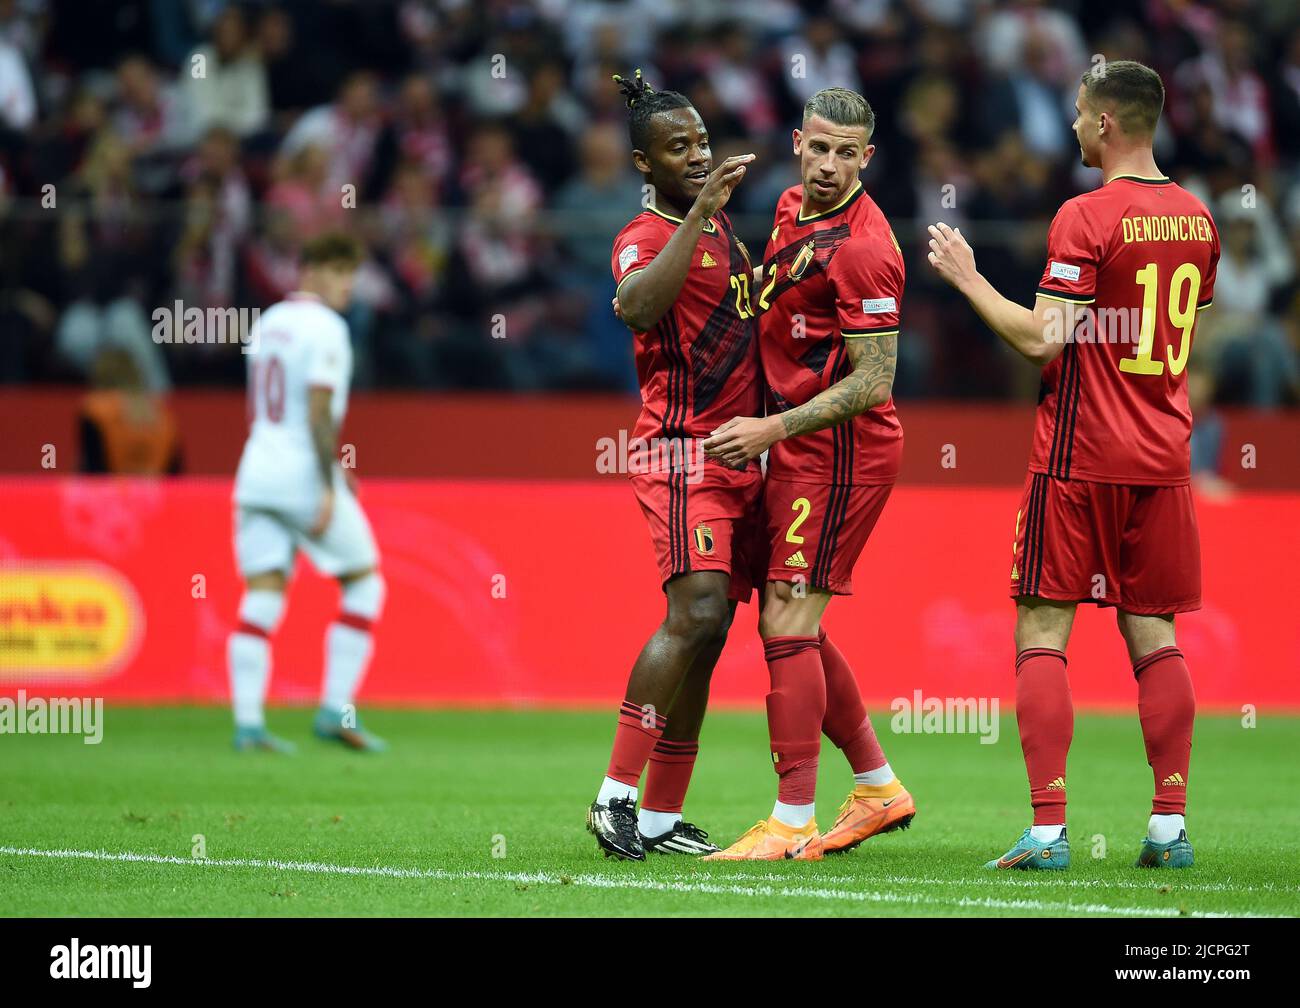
top-left (702, 816), bottom-right (824, 861)
top-left (820, 781), bottom-right (916, 854)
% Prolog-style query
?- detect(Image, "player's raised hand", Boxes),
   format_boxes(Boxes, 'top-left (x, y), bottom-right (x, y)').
top-left (611, 296), bottom-right (624, 321)
top-left (926, 222), bottom-right (978, 291)
top-left (693, 154), bottom-right (755, 219)
top-left (308, 486), bottom-right (334, 538)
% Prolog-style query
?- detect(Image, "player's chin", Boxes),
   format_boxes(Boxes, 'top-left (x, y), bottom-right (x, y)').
top-left (807, 177), bottom-right (840, 202)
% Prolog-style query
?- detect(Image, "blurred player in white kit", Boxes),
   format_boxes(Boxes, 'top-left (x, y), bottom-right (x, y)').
top-left (228, 233), bottom-right (387, 753)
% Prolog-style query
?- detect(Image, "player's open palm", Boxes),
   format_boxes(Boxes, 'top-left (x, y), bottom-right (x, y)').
top-left (693, 154), bottom-right (755, 218)
top-left (926, 222), bottom-right (977, 290)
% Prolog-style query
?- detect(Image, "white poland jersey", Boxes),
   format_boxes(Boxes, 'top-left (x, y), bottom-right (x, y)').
top-left (234, 292), bottom-right (352, 514)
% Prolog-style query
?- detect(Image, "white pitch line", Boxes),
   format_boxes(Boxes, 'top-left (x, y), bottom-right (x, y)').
top-left (672, 869), bottom-right (1299, 896)
top-left (0, 846), bottom-right (1277, 918)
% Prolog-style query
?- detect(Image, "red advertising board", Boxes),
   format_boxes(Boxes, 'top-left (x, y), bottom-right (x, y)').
top-left (0, 477), bottom-right (1296, 710)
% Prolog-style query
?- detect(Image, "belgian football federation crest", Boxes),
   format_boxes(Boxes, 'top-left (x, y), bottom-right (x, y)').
top-left (789, 240), bottom-right (816, 280)
top-left (693, 524), bottom-right (715, 555)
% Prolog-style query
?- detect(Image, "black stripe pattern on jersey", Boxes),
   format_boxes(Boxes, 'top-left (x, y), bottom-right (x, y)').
top-left (689, 220), bottom-right (757, 414)
top-left (658, 308), bottom-right (690, 577)
top-left (1047, 341), bottom-right (1081, 479)
top-left (763, 223), bottom-right (851, 310)
top-left (810, 343), bottom-right (854, 591)
top-left (1020, 473), bottom-right (1049, 597)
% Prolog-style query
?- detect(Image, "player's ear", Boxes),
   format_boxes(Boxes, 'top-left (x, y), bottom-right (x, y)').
top-left (631, 149), bottom-right (651, 175)
top-left (861, 143), bottom-right (875, 169)
top-left (792, 128), bottom-right (802, 156)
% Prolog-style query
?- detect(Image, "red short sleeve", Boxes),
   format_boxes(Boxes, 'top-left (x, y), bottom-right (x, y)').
top-left (827, 234), bottom-right (904, 337)
top-left (1038, 200), bottom-right (1099, 305)
top-left (611, 215), bottom-right (669, 293)
top-left (1198, 215), bottom-right (1219, 310)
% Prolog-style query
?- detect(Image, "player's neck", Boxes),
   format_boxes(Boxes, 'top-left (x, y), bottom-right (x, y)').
top-left (652, 193), bottom-right (693, 221)
top-left (1101, 147), bottom-right (1162, 185)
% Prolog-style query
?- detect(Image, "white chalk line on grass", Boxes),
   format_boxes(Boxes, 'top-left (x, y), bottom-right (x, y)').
top-left (0, 846), bottom-right (1277, 918)
top-left (682, 869), bottom-right (1299, 896)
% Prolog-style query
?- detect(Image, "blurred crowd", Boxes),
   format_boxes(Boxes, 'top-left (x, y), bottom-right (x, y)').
top-left (1, 0), bottom-right (1299, 417)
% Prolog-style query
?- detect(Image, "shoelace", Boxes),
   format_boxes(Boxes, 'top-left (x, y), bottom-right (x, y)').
top-left (832, 792), bottom-right (863, 826)
top-left (677, 822), bottom-right (710, 842)
top-left (606, 798), bottom-right (641, 845)
top-left (732, 821), bottom-right (769, 849)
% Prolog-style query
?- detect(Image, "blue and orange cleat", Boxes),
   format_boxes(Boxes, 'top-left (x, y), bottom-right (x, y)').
top-left (985, 827), bottom-right (1070, 870)
top-left (1135, 829), bottom-right (1193, 868)
top-left (233, 725), bottom-right (296, 754)
top-left (312, 707), bottom-right (389, 752)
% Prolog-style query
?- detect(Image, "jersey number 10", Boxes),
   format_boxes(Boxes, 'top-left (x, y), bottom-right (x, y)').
top-left (1118, 262), bottom-right (1201, 378)
top-left (249, 357), bottom-right (286, 423)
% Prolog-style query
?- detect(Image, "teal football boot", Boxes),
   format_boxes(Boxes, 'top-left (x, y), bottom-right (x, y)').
top-left (985, 827), bottom-right (1070, 870)
top-left (233, 725), bottom-right (296, 753)
top-left (312, 707), bottom-right (389, 752)
top-left (1135, 829), bottom-right (1193, 868)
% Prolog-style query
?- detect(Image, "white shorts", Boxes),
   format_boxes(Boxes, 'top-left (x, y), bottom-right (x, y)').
top-left (234, 489), bottom-right (379, 578)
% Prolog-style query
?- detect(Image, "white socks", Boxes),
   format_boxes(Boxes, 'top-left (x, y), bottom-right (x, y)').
top-left (772, 801), bottom-right (816, 829)
top-left (854, 763), bottom-right (895, 787)
top-left (229, 590), bottom-right (285, 728)
top-left (638, 809), bottom-right (680, 837)
top-left (597, 776), bottom-right (636, 805)
top-left (321, 574), bottom-right (384, 714)
top-left (1026, 817), bottom-right (1185, 844)
top-left (1148, 813), bottom-right (1185, 843)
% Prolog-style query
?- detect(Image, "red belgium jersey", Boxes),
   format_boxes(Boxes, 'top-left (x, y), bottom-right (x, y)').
top-left (611, 206), bottom-right (761, 472)
top-left (1031, 175), bottom-right (1219, 485)
top-left (758, 182), bottom-right (904, 485)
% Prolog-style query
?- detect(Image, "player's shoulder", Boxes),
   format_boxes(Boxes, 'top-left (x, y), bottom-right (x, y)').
top-left (1054, 185), bottom-right (1107, 222)
top-left (275, 294), bottom-right (348, 338)
top-left (778, 184), bottom-right (804, 214)
top-left (615, 209), bottom-right (671, 242)
top-left (840, 192), bottom-right (903, 262)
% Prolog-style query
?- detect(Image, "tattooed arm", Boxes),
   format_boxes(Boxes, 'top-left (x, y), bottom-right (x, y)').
top-left (778, 333), bottom-right (897, 439)
top-left (701, 333), bottom-right (897, 467)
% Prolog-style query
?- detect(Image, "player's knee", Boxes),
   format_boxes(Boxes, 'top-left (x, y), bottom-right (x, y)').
top-left (239, 585), bottom-right (286, 636)
top-left (667, 588), bottom-right (729, 647)
top-left (339, 570), bottom-right (385, 622)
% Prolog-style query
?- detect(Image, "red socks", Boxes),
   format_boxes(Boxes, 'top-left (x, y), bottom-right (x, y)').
top-left (642, 739), bottom-right (698, 814)
top-left (819, 630), bottom-right (887, 774)
top-left (606, 699), bottom-right (666, 788)
top-left (764, 636), bottom-right (825, 805)
top-left (1015, 648), bottom-right (1073, 826)
top-left (1134, 646), bottom-right (1195, 816)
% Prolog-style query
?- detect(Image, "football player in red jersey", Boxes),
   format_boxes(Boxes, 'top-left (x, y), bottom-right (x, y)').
top-left (701, 88), bottom-right (916, 861)
top-left (928, 61), bottom-right (1218, 870)
top-left (587, 71), bottom-right (764, 860)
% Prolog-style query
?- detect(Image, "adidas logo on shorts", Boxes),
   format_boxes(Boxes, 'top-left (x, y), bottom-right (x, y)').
top-left (785, 551), bottom-right (808, 569)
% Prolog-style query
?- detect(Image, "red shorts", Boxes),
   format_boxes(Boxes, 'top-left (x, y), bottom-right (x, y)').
top-left (632, 462), bottom-right (764, 603)
top-left (1010, 472), bottom-right (1201, 614)
top-left (763, 478), bottom-right (894, 595)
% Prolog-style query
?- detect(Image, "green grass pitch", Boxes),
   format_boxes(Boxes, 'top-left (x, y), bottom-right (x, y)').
top-left (1, 707), bottom-right (1297, 917)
